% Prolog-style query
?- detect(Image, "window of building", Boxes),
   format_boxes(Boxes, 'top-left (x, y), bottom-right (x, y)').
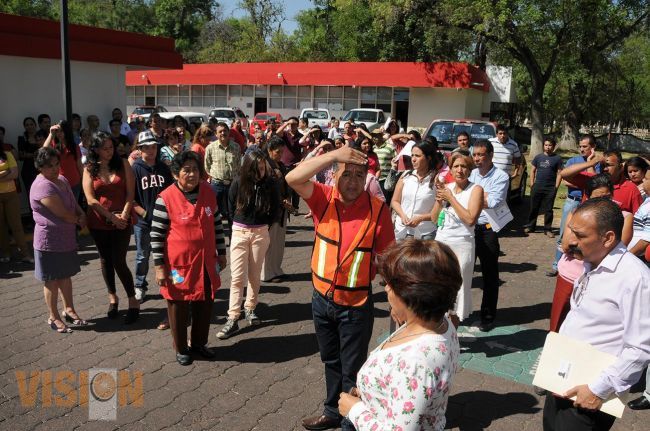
top-left (270, 85), bottom-right (299, 109)
top-left (191, 85), bottom-right (202, 107)
top-left (215, 85), bottom-right (227, 107)
top-left (344, 86), bottom-right (359, 110)
top-left (360, 86), bottom-right (392, 112)
top-left (179, 85), bottom-right (190, 107)
top-left (255, 85), bottom-right (267, 97)
top-left (157, 86), bottom-right (168, 106)
top-left (168, 85), bottom-right (178, 107)
top-left (242, 85), bottom-right (254, 97)
top-left (127, 86), bottom-right (136, 106)
top-left (229, 85), bottom-right (241, 98)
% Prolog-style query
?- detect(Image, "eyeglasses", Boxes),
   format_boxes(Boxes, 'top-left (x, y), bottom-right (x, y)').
top-left (573, 273), bottom-right (590, 307)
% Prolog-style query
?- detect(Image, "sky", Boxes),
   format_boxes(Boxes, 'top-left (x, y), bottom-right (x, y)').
top-left (221, 0), bottom-right (313, 35)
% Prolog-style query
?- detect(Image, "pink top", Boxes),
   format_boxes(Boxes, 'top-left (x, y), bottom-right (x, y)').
top-left (557, 253), bottom-right (584, 283)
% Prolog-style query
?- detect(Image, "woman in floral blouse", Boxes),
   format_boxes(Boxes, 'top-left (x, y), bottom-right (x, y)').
top-left (338, 239), bottom-right (461, 430)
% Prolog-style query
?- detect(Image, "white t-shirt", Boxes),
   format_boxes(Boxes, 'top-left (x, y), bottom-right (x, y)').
top-left (393, 171), bottom-right (437, 239)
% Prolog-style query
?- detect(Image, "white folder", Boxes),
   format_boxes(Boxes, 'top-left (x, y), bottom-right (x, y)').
top-left (483, 200), bottom-right (513, 232)
top-left (532, 331), bottom-right (626, 418)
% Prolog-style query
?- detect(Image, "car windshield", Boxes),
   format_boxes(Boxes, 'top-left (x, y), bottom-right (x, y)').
top-left (427, 122), bottom-right (495, 144)
top-left (254, 114), bottom-right (276, 121)
top-left (211, 110), bottom-right (235, 119)
top-left (343, 111), bottom-right (377, 122)
top-left (134, 107), bottom-right (154, 115)
top-left (187, 116), bottom-right (205, 124)
top-left (303, 111), bottom-right (328, 120)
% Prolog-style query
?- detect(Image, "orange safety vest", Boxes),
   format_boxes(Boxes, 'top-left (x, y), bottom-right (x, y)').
top-left (311, 190), bottom-right (385, 307)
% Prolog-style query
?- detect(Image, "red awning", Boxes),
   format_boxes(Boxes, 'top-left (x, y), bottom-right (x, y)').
top-left (0, 13), bottom-right (182, 70)
top-left (126, 62), bottom-right (489, 91)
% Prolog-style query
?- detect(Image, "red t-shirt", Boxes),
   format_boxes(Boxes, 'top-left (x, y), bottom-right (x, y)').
top-left (59, 145), bottom-right (82, 187)
top-left (570, 172), bottom-right (643, 213)
top-left (367, 152), bottom-right (380, 176)
top-left (230, 128), bottom-right (246, 153)
top-left (305, 182), bottom-right (395, 279)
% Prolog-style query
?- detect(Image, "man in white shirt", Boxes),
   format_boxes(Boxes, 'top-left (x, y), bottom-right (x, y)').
top-left (543, 198), bottom-right (650, 431)
top-left (489, 125), bottom-right (521, 178)
top-left (107, 108), bottom-right (132, 136)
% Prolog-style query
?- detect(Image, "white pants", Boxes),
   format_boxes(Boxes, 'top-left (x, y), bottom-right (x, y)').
top-left (437, 237), bottom-right (475, 321)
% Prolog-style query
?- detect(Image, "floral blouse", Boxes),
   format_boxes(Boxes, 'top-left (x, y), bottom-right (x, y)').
top-left (348, 318), bottom-right (460, 430)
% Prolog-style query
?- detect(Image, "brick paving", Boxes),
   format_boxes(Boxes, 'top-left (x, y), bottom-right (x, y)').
top-left (0, 201), bottom-right (647, 430)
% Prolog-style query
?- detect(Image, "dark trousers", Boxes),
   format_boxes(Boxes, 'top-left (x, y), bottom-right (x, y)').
top-left (167, 271), bottom-right (213, 353)
top-left (474, 225), bottom-right (500, 321)
top-left (527, 185), bottom-right (556, 231)
top-left (379, 179), bottom-right (394, 206)
top-left (311, 290), bottom-right (373, 428)
top-left (210, 182), bottom-right (232, 239)
top-left (543, 395), bottom-right (615, 431)
top-left (90, 228), bottom-right (135, 297)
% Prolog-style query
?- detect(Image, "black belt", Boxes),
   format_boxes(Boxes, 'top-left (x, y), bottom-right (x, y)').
top-left (566, 195), bottom-right (581, 202)
top-left (475, 223), bottom-right (493, 231)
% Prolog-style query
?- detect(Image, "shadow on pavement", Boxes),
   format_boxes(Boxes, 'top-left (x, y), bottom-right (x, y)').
top-left (460, 328), bottom-right (547, 358)
top-left (497, 302), bottom-right (551, 326)
top-left (499, 261), bottom-right (538, 273)
top-left (445, 390), bottom-right (541, 430)
top-left (285, 240), bottom-right (314, 248)
top-left (209, 333), bottom-right (319, 363)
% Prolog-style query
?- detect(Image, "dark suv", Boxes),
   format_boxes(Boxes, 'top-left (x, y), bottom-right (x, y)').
top-left (423, 119), bottom-right (528, 202)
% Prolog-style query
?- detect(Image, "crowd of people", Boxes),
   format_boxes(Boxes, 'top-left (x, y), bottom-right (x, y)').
top-left (1, 108), bottom-right (650, 431)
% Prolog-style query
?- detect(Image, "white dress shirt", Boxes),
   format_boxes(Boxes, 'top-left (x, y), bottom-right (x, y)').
top-left (559, 242), bottom-right (650, 399)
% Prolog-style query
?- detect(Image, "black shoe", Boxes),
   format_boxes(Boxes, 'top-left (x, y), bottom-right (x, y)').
top-left (107, 303), bottom-right (118, 319)
top-left (628, 396), bottom-right (650, 410)
top-left (546, 270), bottom-right (558, 277)
top-left (301, 414), bottom-right (341, 430)
top-left (190, 345), bottom-right (216, 359)
top-left (124, 308), bottom-right (140, 324)
top-left (479, 318), bottom-right (495, 332)
top-left (176, 350), bottom-right (193, 366)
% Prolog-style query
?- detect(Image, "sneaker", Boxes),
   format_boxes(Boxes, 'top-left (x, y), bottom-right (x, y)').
top-left (216, 318), bottom-right (239, 339)
top-left (134, 287), bottom-right (146, 303)
top-left (545, 230), bottom-right (555, 238)
top-left (0, 256), bottom-right (10, 264)
top-left (245, 309), bottom-right (261, 326)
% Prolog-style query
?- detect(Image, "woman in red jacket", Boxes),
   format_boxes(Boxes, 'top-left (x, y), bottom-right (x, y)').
top-left (151, 151), bottom-right (227, 365)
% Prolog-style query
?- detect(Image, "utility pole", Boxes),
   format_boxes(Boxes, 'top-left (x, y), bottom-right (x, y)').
top-left (60, 0), bottom-right (72, 122)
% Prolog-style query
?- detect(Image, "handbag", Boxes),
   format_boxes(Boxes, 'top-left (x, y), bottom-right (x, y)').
top-left (383, 169), bottom-right (409, 192)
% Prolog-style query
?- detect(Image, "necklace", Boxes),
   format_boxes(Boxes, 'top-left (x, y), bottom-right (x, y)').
top-left (387, 319), bottom-right (446, 343)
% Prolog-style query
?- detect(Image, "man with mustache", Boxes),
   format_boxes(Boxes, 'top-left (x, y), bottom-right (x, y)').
top-left (542, 198), bottom-right (650, 431)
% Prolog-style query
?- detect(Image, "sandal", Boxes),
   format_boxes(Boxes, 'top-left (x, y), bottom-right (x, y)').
top-left (107, 302), bottom-right (119, 319)
top-left (48, 318), bottom-right (72, 333)
top-left (62, 311), bottom-right (88, 326)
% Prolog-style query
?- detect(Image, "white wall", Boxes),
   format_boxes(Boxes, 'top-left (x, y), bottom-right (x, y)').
top-left (408, 88), bottom-right (486, 129)
top-left (483, 65), bottom-right (516, 114)
top-left (0, 55), bottom-right (126, 144)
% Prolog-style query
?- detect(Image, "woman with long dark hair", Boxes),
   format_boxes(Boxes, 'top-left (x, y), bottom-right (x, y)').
top-left (43, 120), bottom-right (83, 200)
top-left (83, 132), bottom-right (139, 324)
top-left (391, 141), bottom-right (439, 240)
top-left (216, 150), bottom-right (278, 340)
top-left (18, 116), bottom-right (40, 193)
top-left (625, 156), bottom-right (649, 200)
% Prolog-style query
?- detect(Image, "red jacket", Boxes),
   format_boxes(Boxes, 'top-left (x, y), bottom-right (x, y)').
top-left (159, 181), bottom-right (220, 301)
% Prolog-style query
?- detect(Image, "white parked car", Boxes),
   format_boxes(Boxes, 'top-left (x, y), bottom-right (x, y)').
top-left (300, 108), bottom-right (331, 132)
top-left (159, 111), bottom-right (207, 128)
top-left (341, 109), bottom-right (387, 132)
top-left (208, 107), bottom-right (249, 130)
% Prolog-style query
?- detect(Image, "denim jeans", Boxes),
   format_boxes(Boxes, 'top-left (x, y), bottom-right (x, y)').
top-left (552, 198), bottom-right (580, 270)
top-left (311, 290), bottom-right (373, 429)
top-left (133, 224), bottom-right (151, 291)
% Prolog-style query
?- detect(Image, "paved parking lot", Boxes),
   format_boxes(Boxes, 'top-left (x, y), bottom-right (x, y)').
top-left (0, 201), bottom-right (647, 430)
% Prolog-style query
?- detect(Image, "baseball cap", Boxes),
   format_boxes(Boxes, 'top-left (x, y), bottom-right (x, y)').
top-left (137, 130), bottom-right (158, 146)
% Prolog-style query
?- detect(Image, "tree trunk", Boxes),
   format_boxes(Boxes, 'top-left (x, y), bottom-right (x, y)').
top-left (559, 121), bottom-right (580, 151)
top-left (529, 87), bottom-right (545, 158)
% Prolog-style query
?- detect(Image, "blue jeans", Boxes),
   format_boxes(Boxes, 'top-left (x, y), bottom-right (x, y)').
top-left (553, 198), bottom-right (580, 270)
top-left (134, 224), bottom-right (151, 290)
top-left (311, 290), bottom-right (373, 429)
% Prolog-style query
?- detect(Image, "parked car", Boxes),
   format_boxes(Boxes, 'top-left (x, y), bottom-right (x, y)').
top-left (423, 119), bottom-right (527, 202)
top-left (128, 105), bottom-right (167, 122)
top-left (248, 112), bottom-right (282, 135)
top-left (159, 111), bottom-right (207, 129)
top-left (341, 109), bottom-right (386, 132)
top-left (208, 107), bottom-right (249, 130)
top-left (300, 108), bottom-right (330, 132)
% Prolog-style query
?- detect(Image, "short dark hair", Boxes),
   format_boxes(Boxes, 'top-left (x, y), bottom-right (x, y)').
top-left (171, 150), bottom-right (205, 178)
top-left (288, 116), bottom-right (299, 123)
top-left (585, 173), bottom-right (613, 198)
top-left (457, 131), bottom-right (470, 139)
top-left (266, 135), bottom-right (286, 152)
top-left (109, 119), bottom-right (121, 127)
top-left (580, 133), bottom-right (597, 147)
top-left (473, 139), bottom-right (494, 154)
top-left (37, 114), bottom-right (50, 125)
top-left (378, 239), bottom-right (461, 321)
top-left (573, 197), bottom-right (624, 241)
top-left (34, 146), bottom-right (60, 170)
top-left (72, 113), bottom-right (81, 121)
top-left (408, 130), bottom-right (422, 141)
top-left (603, 150), bottom-right (623, 164)
top-left (215, 122), bottom-right (229, 131)
top-left (544, 136), bottom-right (557, 146)
top-left (496, 124), bottom-right (508, 133)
